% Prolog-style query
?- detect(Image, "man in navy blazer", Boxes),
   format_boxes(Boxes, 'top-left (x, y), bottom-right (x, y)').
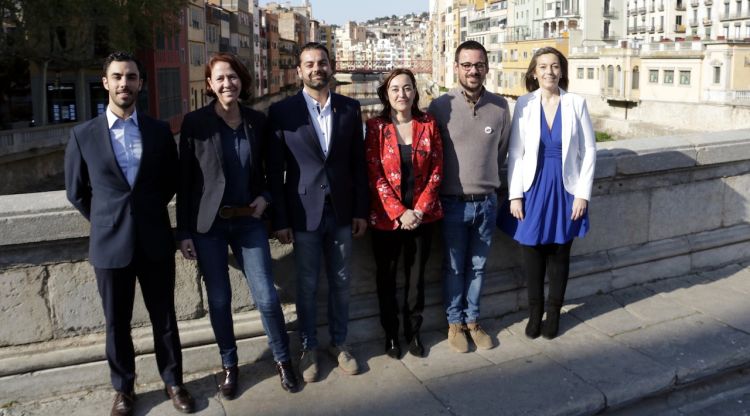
top-left (64, 52), bottom-right (194, 416)
top-left (268, 42), bottom-right (368, 382)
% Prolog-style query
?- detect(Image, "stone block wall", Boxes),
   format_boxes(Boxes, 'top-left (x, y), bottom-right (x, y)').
top-left (1, 129), bottom-right (750, 397)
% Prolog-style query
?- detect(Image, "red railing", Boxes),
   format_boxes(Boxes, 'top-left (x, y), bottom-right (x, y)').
top-left (334, 60), bottom-right (432, 74)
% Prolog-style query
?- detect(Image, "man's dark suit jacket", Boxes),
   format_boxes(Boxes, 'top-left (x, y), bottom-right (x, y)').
top-left (176, 102), bottom-right (271, 239)
top-left (267, 91), bottom-right (369, 232)
top-left (65, 113), bottom-right (178, 269)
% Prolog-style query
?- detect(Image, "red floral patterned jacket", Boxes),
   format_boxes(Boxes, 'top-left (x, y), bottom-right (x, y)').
top-left (365, 113), bottom-right (443, 231)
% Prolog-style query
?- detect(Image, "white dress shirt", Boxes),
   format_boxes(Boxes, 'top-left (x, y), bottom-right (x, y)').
top-left (106, 107), bottom-right (142, 187)
top-left (302, 89), bottom-right (333, 157)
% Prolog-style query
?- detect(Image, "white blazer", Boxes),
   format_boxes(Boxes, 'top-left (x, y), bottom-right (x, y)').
top-left (507, 88), bottom-right (596, 201)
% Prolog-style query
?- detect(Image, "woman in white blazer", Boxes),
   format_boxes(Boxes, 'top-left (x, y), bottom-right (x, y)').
top-left (499, 47), bottom-right (596, 339)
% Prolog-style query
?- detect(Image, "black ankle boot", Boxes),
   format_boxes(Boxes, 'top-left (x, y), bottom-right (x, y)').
top-left (542, 303), bottom-right (562, 339)
top-left (525, 303), bottom-right (543, 339)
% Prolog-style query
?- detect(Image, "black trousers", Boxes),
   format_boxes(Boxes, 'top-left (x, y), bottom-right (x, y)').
top-left (94, 244), bottom-right (183, 393)
top-left (371, 223), bottom-right (435, 341)
top-left (520, 241), bottom-right (573, 307)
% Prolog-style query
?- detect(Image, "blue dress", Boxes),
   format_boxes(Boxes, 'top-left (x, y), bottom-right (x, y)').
top-left (498, 103), bottom-right (589, 245)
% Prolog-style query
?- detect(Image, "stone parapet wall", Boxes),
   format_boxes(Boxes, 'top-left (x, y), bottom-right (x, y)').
top-left (1, 129), bottom-right (750, 400)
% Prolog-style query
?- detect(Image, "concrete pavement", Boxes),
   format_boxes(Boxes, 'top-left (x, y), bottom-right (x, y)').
top-left (4, 262), bottom-right (750, 416)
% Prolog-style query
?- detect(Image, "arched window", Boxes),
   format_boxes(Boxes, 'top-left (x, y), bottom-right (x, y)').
top-left (632, 66), bottom-right (640, 90)
top-left (607, 65), bottom-right (614, 88)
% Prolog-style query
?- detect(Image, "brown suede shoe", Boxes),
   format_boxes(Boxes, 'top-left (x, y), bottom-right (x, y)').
top-left (448, 323), bottom-right (469, 353)
top-left (467, 322), bottom-right (494, 349)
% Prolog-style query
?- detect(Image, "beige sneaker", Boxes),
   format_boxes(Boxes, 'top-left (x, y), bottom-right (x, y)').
top-left (299, 349), bottom-right (319, 382)
top-left (467, 323), bottom-right (494, 350)
top-left (448, 323), bottom-right (469, 353)
top-left (328, 344), bottom-right (359, 375)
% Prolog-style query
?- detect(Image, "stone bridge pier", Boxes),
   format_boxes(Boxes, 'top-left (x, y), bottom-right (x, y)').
top-left (1, 129), bottom-right (750, 402)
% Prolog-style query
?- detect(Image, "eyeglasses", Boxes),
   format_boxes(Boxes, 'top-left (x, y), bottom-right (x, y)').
top-left (458, 62), bottom-right (487, 71)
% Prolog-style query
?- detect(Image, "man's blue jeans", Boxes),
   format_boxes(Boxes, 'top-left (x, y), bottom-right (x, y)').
top-left (293, 204), bottom-right (353, 351)
top-left (440, 193), bottom-right (498, 324)
top-left (193, 217), bottom-right (290, 366)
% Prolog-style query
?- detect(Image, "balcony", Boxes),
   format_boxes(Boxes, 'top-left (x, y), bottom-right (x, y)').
top-left (703, 17), bottom-right (713, 25)
top-left (628, 26), bottom-right (638, 34)
top-left (690, 0), bottom-right (699, 6)
top-left (689, 18), bottom-right (699, 26)
top-left (657, 24), bottom-right (665, 32)
top-left (601, 87), bottom-right (623, 99)
top-left (628, 8), bottom-right (637, 16)
top-left (638, 25), bottom-right (648, 33)
top-left (719, 10), bottom-right (750, 21)
top-left (675, 3), bottom-right (687, 11)
top-left (658, 2), bottom-right (665, 11)
top-left (638, 6), bottom-right (647, 14)
top-left (603, 8), bottom-right (618, 19)
top-left (649, 25), bottom-right (656, 33)
top-left (601, 30), bottom-right (618, 40)
top-left (675, 24), bottom-right (687, 33)
top-left (704, 0), bottom-right (712, 5)
top-left (649, 4), bottom-right (655, 12)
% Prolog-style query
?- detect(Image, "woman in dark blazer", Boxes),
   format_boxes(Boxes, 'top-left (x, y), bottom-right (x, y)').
top-left (176, 53), bottom-right (297, 397)
top-left (365, 68), bottom-right (443, 358)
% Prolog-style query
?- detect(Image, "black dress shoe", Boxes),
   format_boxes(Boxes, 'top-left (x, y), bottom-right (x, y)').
top-left (110, 391), bottom-right (135, 416)
top-left (218, 364), bottom-right (239, 399)
top-left (385, 337), bottom-right (401, 359)
top-left (276, 360), bottom-right (300, 392)
top-left (408, 335), bottom-right (424, 357)
top-left (165, 384), bottom-right (195, 414)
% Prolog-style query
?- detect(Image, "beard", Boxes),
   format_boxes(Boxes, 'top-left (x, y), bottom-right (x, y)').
top-left (302, 71), bottom-right (330, 90)
top-left (459, 74), bottom-right (484, 93)
top-left (111, 89), bottom-right (137, 111)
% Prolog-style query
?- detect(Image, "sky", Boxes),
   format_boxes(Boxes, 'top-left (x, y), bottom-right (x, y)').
top-left (260, 0), bottom-right (429, 26)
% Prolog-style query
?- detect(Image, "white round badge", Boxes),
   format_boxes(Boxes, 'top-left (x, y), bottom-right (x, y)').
top-left (484, 126), bottom-right (493, 134)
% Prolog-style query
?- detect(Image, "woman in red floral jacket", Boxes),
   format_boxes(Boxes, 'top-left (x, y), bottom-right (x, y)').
top-left (365, 68), bottom-right (443, 359)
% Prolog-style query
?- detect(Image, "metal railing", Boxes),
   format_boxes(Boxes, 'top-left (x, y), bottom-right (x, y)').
top-left (603, 8), bottom-right (618, 18)
top-left (601, 30), bottom-right (618, 40)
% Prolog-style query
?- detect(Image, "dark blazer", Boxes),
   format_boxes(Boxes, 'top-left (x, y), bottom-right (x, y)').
top-left (65, 113), bottom-right (178, 269)
top-left (268, 91), bottom-right (369, 232)
top-left (176, 102), bottom-right (271, 238)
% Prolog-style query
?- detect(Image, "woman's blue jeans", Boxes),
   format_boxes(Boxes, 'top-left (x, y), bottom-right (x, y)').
top-left (193, 217), bottom-right (290, 366)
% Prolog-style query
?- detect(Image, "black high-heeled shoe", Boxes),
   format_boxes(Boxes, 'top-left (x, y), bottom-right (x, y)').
top-left (408, 334), bottom-right (424, 357)
top-left (385, 337), bottom-right (401, 359)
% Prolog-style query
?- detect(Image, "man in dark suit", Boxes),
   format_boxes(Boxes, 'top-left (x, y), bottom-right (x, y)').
top-left (268, 42), bottom-right (368, 383)
top-left (65, 52), bottom-right (194, 416)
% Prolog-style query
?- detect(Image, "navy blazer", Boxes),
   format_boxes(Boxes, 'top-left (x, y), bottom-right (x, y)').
top-left (176, 102), bottom-right (271, 238)
top-left (268, 91), bottom-right (369, 232)
top-left (65, 113), bottom-right (178, 269)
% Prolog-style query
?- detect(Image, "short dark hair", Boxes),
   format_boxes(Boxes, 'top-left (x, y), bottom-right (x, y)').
top-left (103, 51), bottom-right (143, 78)
top-left (205, 53), bottom-right (253, 100)
top-left (297, 42), bottom-right (330, 66)
top-left (524, 47), bottom-right (569, 92)
top-left (454, 40), bottom-right (488, 64)
top-left (376, 68), bottom-right (423, 119)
